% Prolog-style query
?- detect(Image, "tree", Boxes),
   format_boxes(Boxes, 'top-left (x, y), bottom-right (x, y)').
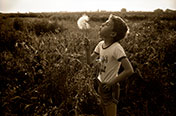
top-left (121, 8), bottom-right (127, 13)
top-left (154, 9), bottom-right (164, 13)
top-left (165, 9), bottom-right (174, 13)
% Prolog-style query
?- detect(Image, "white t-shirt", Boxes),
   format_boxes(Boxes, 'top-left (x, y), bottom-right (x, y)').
top-left (94, 41), bottom-right (126, 83)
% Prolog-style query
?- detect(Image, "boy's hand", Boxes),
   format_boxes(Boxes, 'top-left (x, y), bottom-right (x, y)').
top-left (102, 83), bottom-right (111, 92)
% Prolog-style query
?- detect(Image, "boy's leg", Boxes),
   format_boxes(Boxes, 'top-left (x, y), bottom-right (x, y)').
top-left (115, 83), bottom-right (120, 100)
top-left (104, 102), bottom-right (117, 116)
top-left (98, 83), bottom-right (119, 116)
top-left (104, 83), bottom-right (120, 116)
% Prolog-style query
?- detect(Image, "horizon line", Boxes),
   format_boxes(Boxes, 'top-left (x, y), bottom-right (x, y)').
top-left (1, 8), bottom-right (176, 14)
top-left (1, 7), bottom-right (176, 14)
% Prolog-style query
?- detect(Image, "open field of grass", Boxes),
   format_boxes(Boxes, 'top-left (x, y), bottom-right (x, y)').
top-left (0, 11), bottom-right (176, 116)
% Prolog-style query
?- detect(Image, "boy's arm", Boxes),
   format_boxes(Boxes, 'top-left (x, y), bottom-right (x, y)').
top-left (108, 57), bottom-right (134, 86)
top-left (85, 49), bottom-right (99, 65)
top-left (84, 38), bottom-right (99, 65)
top-left (90, 52), bottom-right (99, 64)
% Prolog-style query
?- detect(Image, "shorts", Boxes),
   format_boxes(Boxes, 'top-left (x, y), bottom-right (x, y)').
top-left (94, 78), bottom-right (120, 105)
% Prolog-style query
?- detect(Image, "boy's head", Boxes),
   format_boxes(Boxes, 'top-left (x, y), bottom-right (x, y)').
top-left (99, 14), bottom-right (129, 42)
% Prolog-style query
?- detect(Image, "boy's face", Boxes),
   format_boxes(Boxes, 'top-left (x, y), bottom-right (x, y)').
top-left (99, 15), bottom-right (115, 39)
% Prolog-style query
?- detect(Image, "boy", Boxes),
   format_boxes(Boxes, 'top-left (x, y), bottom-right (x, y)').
top-left (85, 14), bottom-right (134, 116)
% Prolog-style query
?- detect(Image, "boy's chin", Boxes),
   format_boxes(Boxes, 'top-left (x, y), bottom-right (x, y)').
top-left (98, 38), bottom-right (103, 41)
top-left (99, 34), bottom-right (105, 39)
top-left (99, 36), bottom-right (104, 40)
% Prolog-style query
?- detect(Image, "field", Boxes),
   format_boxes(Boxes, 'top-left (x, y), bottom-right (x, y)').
top-left (0, 11), bottom-right (176, 116)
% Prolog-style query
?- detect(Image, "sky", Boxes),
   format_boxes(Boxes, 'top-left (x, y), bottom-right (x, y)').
top-left (0, 0), bottom-right (176, 13)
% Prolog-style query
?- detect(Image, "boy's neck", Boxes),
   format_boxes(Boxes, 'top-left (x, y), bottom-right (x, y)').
top-left (103, 38), bottom-right (114, 48)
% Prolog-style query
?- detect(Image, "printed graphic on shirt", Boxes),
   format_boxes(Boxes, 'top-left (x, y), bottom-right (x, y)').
top-left (99, 55), bottom-right (108, 74)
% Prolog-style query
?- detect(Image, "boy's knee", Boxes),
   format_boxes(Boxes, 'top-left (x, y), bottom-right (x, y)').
top-left (104, 103), bottom-right (117, 116)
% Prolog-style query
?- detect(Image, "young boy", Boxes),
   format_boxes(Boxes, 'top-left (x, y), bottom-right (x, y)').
top-left (85, 14), bottom-right (134, 116)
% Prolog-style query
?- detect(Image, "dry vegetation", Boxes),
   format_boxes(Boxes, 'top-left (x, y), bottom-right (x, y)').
top-left (0, 11), bottom-right (176, 116)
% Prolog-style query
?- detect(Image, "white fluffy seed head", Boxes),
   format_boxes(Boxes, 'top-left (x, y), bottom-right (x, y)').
top-left (77, 14), bottom-right (90, 30)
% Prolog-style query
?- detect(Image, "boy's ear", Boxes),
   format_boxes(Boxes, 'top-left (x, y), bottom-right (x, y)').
top-left (111, 32), bottom-right (116, 37)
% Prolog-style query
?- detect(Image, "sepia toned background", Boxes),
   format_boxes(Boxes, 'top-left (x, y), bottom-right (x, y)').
top-left (0, 0), bottom-right (176, 116)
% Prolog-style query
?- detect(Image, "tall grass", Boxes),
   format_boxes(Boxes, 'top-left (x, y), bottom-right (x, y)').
top-left (0, 12), bottom-right (176, 115)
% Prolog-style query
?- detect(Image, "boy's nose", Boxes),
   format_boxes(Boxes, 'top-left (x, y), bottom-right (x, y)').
top-left (100, 24), bottom-right (105, 29)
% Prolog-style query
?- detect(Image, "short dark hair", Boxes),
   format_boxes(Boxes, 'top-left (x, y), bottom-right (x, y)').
top-left (111, 15), bottom-right (129, 42)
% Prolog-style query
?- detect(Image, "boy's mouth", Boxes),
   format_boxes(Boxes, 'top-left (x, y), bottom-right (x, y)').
top-left (98, 27), bottom-right (101, 35)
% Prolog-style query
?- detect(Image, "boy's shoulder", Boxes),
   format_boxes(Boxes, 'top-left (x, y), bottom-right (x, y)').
top-left (114, 42), bottom-right (126, 53)
top-left (110, 42), bottom-right (125, 52)
top-left (112, 42), bottom-right (122, 48)
top-left (96, 40), bottom-right (104, 46)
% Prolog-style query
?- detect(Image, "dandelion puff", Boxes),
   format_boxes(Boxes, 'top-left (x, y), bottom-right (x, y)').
top-left (77, 14), bottom-right (90, 30)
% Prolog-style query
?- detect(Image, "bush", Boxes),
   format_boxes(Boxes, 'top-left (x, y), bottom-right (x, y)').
top-left (118, 20), bottom-right (176, 115)
top-left (124, 14), bottom-right (147, 20)
top-left (0, 18), bottom-right (101, 115)
top-left (32, 19), bottom-right (66, 36)
top-left (90, 15), bottom-right (107, 22)
top-left (13, 18), bottom-right (67, 36)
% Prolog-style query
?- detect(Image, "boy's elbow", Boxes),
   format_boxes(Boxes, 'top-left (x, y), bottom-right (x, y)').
top-left (130, 67), bottom-right (134, 74)
top-left (127, 68), bottom-right (134, 76)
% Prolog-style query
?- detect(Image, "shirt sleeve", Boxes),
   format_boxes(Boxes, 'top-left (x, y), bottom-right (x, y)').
top-left (113, 44), bottom-right (127, 62)
top-left (94, 41), bottom-right (103, 55)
